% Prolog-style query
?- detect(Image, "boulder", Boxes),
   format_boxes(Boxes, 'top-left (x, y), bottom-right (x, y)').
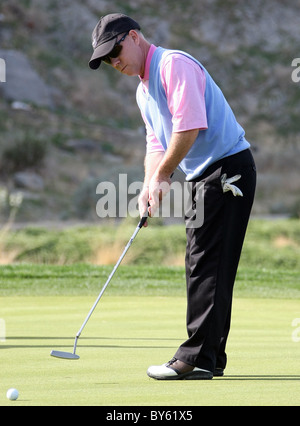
top-left (0, 49), bottom-right (53, 107)
top-left (14, 171), bottom-right (44, 191)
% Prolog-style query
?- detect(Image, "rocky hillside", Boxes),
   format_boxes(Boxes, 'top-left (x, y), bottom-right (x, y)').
top-left (0, 0), bottom-right (299, 223)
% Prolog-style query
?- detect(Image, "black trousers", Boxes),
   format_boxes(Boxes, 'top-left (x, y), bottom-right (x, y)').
top-left (174, 149), bottom-right (256, 372)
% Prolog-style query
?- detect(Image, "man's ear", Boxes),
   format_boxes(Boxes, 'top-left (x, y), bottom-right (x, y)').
top-left (129, 29), bottom-right (140, 44)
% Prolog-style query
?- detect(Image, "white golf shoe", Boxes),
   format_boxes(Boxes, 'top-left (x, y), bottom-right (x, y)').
top-left (147, 358), bottom-right (213, 380)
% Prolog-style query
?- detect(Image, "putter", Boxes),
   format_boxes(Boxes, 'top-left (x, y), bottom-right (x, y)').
top-left (50, 214), bottom-right (148, 360)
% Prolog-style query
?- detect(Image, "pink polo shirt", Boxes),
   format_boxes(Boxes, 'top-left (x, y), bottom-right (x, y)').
top-left (139, 45), bottom-right (208, 154)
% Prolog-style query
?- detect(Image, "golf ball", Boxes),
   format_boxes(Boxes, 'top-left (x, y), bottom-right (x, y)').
top-left (6, 388), bottom-right (19, 401)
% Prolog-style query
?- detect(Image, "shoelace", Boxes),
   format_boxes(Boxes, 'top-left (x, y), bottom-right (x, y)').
top-left (221, 174), bottom-right (243, 197)
top-left (166, 357), bottom-right (177, 366)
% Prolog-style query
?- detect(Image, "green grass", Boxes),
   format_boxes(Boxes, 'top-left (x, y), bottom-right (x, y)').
top-left (0, 263), bottom-right (299, 299)
top-left (0, 218), bottom-right (299, 406)
top-left (1, 296), bottom-right (299, 406)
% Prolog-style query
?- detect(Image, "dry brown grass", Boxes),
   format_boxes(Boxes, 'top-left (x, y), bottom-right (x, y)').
top-left (273, 236), bottom-right (299, 249)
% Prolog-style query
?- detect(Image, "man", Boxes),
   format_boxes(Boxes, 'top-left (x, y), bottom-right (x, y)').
top-left (89, 13), bottom-right (256, 380)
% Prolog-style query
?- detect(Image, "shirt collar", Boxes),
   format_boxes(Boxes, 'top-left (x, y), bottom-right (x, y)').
top-left (139, 44), bottom-right (157, 82)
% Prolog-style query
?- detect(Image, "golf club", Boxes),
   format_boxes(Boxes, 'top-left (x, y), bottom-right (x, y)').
top-left (50, 214), bottom-right (148, 360)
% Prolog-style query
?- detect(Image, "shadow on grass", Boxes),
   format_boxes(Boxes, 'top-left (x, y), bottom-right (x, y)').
top-left (216, 375), bottom-right (300, 381)
top-left (3, 337), bottom-right (300, 382)
top-left (1, 335), bottom-right (181, 350)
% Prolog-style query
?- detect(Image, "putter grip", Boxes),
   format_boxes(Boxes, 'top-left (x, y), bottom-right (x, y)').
top-left (138, 202), bottom-right (150, 228)
top-left (138, 215), bottom-right (148, 228)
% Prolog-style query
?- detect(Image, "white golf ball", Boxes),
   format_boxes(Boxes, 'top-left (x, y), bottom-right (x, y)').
top-left (6, 388), bottom-right (19, 401)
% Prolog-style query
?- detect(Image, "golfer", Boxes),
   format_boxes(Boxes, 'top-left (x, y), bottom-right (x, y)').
top-left (89, 13), bottom-right (256, 380)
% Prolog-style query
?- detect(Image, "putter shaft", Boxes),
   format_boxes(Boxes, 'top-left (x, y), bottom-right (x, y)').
top-left (75, 221), bottom-right (143, 341)
top-left (51, 216), bottom-right (146, 359)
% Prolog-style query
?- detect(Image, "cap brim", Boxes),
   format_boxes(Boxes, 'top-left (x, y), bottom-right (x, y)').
top-left (89, 38), bottom-right (116, 69)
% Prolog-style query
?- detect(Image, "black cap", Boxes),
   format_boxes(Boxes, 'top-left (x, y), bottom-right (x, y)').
top-left (89, 13), bottom-right (141, 70)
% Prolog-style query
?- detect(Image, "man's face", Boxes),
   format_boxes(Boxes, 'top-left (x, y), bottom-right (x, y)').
top-left (105, 30), bottom-right (145, 77)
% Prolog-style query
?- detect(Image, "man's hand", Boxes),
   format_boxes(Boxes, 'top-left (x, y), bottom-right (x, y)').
top-left (138, 186), bottom-right (150, 227)
top-left (138, 172), bottom-right (171, 225)
top-left (138, 129), bottom-right (198, 225)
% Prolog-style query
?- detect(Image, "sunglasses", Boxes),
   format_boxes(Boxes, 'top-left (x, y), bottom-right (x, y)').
top-left (103, 32), bottom-right (129, 64)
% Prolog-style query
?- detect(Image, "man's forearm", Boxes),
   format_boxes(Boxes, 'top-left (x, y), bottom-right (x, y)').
top-left (144, 129), bottom-right (199, 185)
top-left (143, 151), bottom-right (165, 187)
top-left (155, 129), bottom-right (199, 180)
top-left (145, 129), bottom-right (199, 217)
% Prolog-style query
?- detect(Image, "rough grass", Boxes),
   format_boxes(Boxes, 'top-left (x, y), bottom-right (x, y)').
top-left (0, 218), bottom-right (299, 299)
top-left (0, 219), bottom-right (299, 269)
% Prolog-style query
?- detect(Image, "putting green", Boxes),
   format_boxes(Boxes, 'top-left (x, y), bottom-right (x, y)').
top-left (1, 296), bottom-right (299, 406)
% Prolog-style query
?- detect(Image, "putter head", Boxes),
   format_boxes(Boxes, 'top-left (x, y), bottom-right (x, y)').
top-left (50, 350), bottom-right (80, 360)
